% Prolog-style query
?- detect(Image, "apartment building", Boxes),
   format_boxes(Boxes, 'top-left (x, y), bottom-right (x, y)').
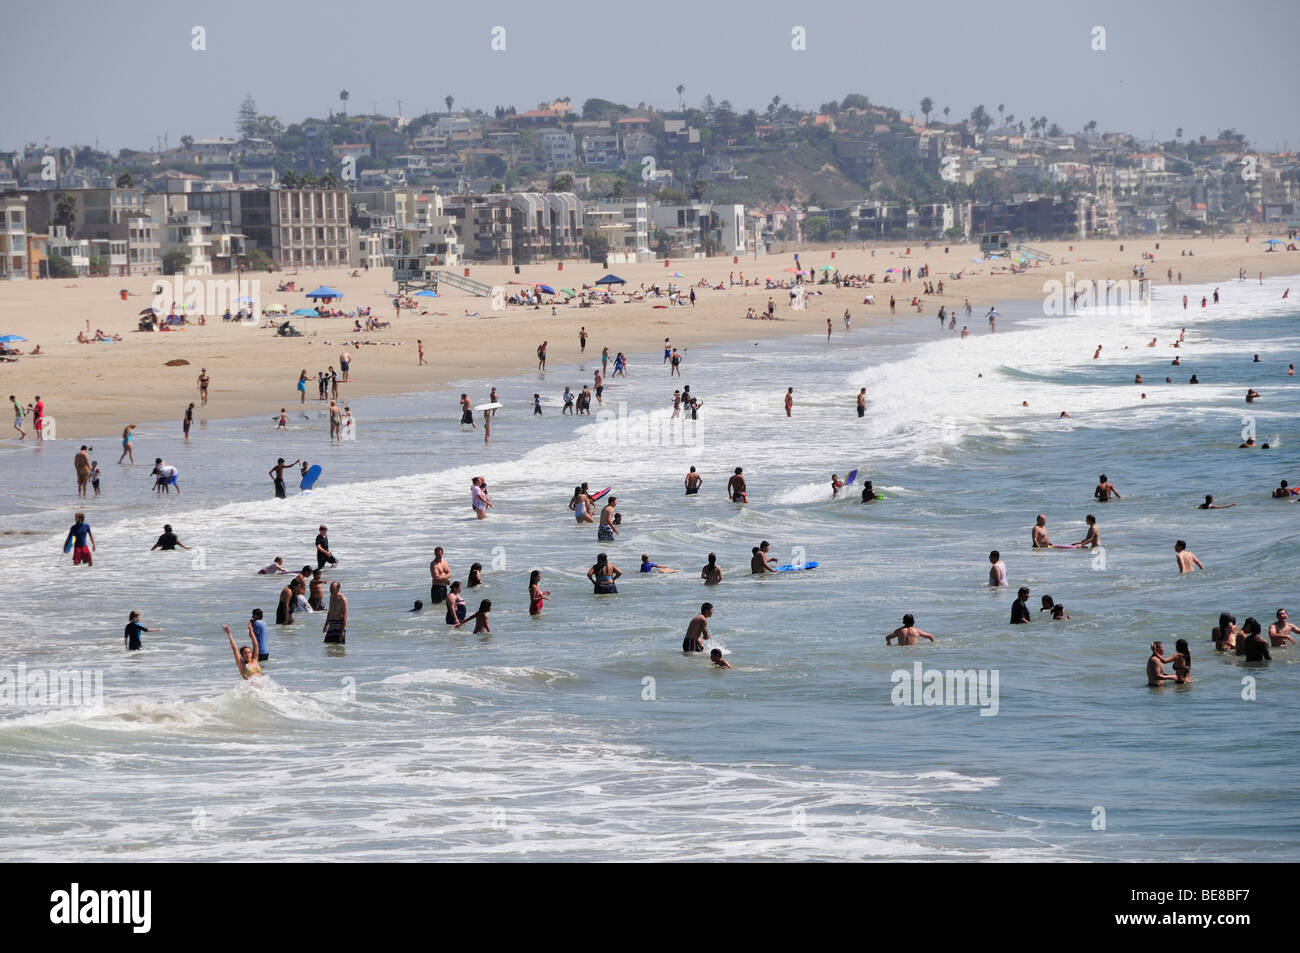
top-left (0, 195), bottom-right (28, 280)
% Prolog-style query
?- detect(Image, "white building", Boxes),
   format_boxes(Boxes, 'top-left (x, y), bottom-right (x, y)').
top-left (540, 131), bottom-right (577, 170)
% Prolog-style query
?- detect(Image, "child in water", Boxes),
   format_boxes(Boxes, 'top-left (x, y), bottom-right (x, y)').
top-left (710, 648), bottom-right (732, 669)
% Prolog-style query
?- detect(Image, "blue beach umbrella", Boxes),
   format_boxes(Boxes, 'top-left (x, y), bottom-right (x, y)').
top-left (305, 286), bottom-right (343, 299)
top-left (536, 284), bottom-right (556, 294)
top-left (292, 308), bottom-right (318, 317)
top-left (0, 334), bottom-right (27, 343)
top-left (414, 290), bottom-right (439, 297)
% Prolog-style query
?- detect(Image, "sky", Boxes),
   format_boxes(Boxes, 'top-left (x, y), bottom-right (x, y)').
top-left (4, 0), bottom-right (1297, 155)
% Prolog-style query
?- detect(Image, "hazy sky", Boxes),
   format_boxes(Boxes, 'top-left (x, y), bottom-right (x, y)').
top-left (5, 0), bottom-right (1297, 154)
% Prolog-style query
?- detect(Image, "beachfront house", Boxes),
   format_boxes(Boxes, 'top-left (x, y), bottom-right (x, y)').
top-left (0, 195), bottom-right (29, 281)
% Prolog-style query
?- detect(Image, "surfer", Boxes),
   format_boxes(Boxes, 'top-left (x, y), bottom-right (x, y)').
top-left (64, 513), bottom-right (95, 566)
top-left (1198, 495), bottom-right (1236, 510)
top-left (683, 604), bottom-right (713, 653)
top-left (223, 624), bottom-right (261, 679)
top-left (830, 474), bottom-right (843, 498)
top-left (861, 480), bottom-right (877, 503)
top-left (124, 611), bottom-right (159, 651)
top-left (886, 614), bottom-right (935, 645)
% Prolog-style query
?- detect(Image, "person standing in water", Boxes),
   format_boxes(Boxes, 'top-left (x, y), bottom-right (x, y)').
top-left (701, 553), bottom-right (722, 585)
top-left (1031, 515), bottom-right (1051, 548)
top-left (1147, 642), bottom-right (1176, 686)
top-left (857, 388), bottom-right (866, 418)
top-left (988, 551), bottom-right (1008, 587)
top-left (1174, 539), bottom-right (1204, 573)
top-left (886, 614), bottom-right (935, 645)
top-left (784, 387), bottom-right (794, 417)
top-left (183, 402), bottom-right (195, 440)
top-left (223, 624), bottom-right (261, 679)
top-left (118, 423), bottom-right (137, 464)
top-left (528, 570), bottom-right (550, 616)
top-left (124, 610), bottom-right (159, 651)
top-left (1075, 515), bottom-right (1100, 549)
top-left (269, 458), bottom-right (299, 499)
top-left (322, 581), bottom-right (348, 644)
top-left (683, 604), bottom-right (713, 653)
top-left (727, 467), bottom-right (748, 503)
top-left (588, 553), bottom-right (622, 594)
top-left (65, 512), bottom-right (95, 567)
top-left (684, 467), bottom-right (702, 495)
top-left (1094, 474), bottom-right (1121, 502)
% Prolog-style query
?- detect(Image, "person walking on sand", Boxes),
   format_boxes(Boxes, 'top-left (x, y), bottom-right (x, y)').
top-left (417, 339), bottom-right (427, 366)
top-left (322, 581), bottom-right (348, 644)
top-left (118, 423), bottom-right (136, 464)
top-left (10, 395), bottom-right (26, 440)
top-left (537, 340), bottom-right (548, 371)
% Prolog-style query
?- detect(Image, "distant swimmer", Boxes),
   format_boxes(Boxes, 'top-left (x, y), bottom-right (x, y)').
top-left (728, 467), bottom-right (748, 503)
top-left (1189, 374), bottom-right (1199, 384)
top-left (1075, 515), bottom-right (1100, 549)
top-left (861, 480), bottom-right (879, 502)
top-left (1094, 475), bottom-right (1121, 502)
top-left (587, 553), bottom-right (621, 594)
top-left (1039, 595), bottom-right (1070, 620)
top-left (784, 387), bottom-right (794, 416)
top-left (1147, 642), bottom-right (1176, 686)
top-left (1239, 438), bottom-right (1257, 449)
top-left (150, 523), bottom-right (191, 551)
top-left (1198, 495), bottom-right (1236, 510)
top-left (528, 571), bottom-right (550, 616)
top-left (710, 648), bottom-right (733, 669)
top-left (639, 554), bottom-right (675, 574)
top-left (886, 614), bottom-right (935, 645)
top-left (988, 550), bottom-right (1008, 587)
top-left (684, 466), bottom-right (702, 495)
top-left (258, 557), bottom-right (289, 575)
top-left (124, 610), bottom-right (159, 652)
top-left (1093, 345), bottom-right (1102, 359)
top-left (1271, 480), bottom-right (1298, 498)
top-left (598, 496), bottom-right (619, 542)
top-left (857, 388), bottom-right (866, 418)
top-left (455, 599), bottom-right (492, 634)
top-left (1240, 618), bottom-right (1271, 662)
top-left (1268, 608), bottom-right (1298, 647)
top-left (1134, 374), bottom-right (1143, 384)
top-left (1010, 587), bottom-right (1032, 625)
top-left (223, 624), bottom-right (261, 679)
top-left (830, 473), bottom-right (843, 498)
top-left (1212, 613), bottom-right (1238, 652)
top-left (1246, 389), bottom-right (1261, 403)
top-left (701, 553), bottom-right (722, 585)
top-left (682, 603), bottom-right (713, 653)
top-left (1031, 515), bottom-right (1051, 548)
top-left (751, 541), bottom-right (778, 574)
top-left (1174, 539), bottom-right (1204, 573)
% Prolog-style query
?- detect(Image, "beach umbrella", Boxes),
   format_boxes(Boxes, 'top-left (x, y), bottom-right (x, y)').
top-left (594, 274), bottom-right (626, 286)
top-left (969, 258), bottom-right (984, 263)
top-left (782, 267), bottom-right (799, 272)
top-left (885, 268), bottom-right (897, 273)
top-left (292, 308), bottom-right (318, 317)
top-left (0, 334), bottom-right (27, 343)
top-left (139, 307), bottom-right (158, 315)
top-left (414, 290), bottom-right (439, 297)
top-left (819, 265), bottom-right (834, 271)
top-left (305, 286), bottom-right (342, 299)
top-left (560, 288), bottom-right (575, 296)
top-left (537, 284), bottom-right (556, 294)
top-left (265, 303), bottom-right (286, 312)
top-left (1263, 238), bottom-right (1283, 245)
top-left (236, 296), bottom-right (256, 303)
top-left (670, 272), bottom-right (684, 277)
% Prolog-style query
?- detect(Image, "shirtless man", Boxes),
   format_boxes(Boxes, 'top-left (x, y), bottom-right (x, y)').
top-left (598, 497), bottom-right (619, 542)
top-left (682, 603), bottom-right (713, 653)
top-left (988, 550), bottom-right (1008, 587)
top-left (322, 581), bottom-right (348, 644)
top-left (1198, 495), bottom-right (1236, 510)
top-left (1094, 474), bottom-right (1121, 502)
top-left (727, 467), bottom-right (748, 503)
top-left (1267, 608), bottom-right (1298, 647)
top-left (1076, 515), bottom-right (1100, 549)
top-left (857, 388), bottom-right (867, 418)
top-left (429, 546), bottom-right (451, 604)
top-left (1174, 539), bottom-right (1204, 573)
top-left (684, 466), bottom-right (702, 495)
top-left (750, 545), bottom-right (778, 575)
top-left (886, 614), bottom-right (935, 645)
top-left (268, 457), bottom-right (300, 499)
top-left (1031, 515), bottom-right (1051, 548)
top-left (1147, 642), bottom-right (1177, 686)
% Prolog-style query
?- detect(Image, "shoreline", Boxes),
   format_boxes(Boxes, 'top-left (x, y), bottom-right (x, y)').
top-left (0, 237), bottom-right (1293, 439)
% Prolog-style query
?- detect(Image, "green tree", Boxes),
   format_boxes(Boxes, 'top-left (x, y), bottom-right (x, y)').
top-left (115, 172), bottom-right (134, 189)
top-left (920, 97), bottom-right (934, 124)
top-left (689, 180), bottom-right (707, 201)
top-left (943, 106), bottom-right (950, 123)
top-left (54, 192), bottom-right (78, 237)
top-left (611, 178), bottom-right (627, 201)
top-left (970, 105), bottom-right (991, 133)
top-left (806, 216), bottom-right (829, 241)
top-left (180, 135), bottom-right (194, 150)
top-left (488, 182), bottom-right (505, 193)
top-left (237, 95), bottom-right (258, 138)
top-left (162, 251), bottom-right (191, 275)
top-left (549, 173), bottom-right (575, 192)
top-left (676, 84), bottom-right (685, 110)
top-left (339, 90), bottom-right (349, 115)
top-left (840, 93), bottom-right (870, 111)
top-left (445, 94), bottom-right (455, 115)
top-left (47, 253), bottom-right (77, 278)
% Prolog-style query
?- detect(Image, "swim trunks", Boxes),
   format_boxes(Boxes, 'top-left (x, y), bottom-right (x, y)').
top-left (323, 618), bottom-right (346, 644)
top-left (682, 636), bottom-right (703, 653)
top-left (598, 524), bottom-right (615, 542)
top-left (72, 545), bottom-right (92, 566)
top-left (593, 582), bottom-right (617, 595)
top-left (430, 584), bottom-right (448, 603)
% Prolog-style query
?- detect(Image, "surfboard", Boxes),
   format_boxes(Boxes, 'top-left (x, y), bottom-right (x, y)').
top-left (479, 402), bottom-right (504, 411)
top-left (774, 561), bottom-right (819, 572)
top-left (844, 469), bottom-right (859, 485)
top-left (63, 537), bottom-right (73, 553)
top-left (589, 486), bottom-right (612, 502)
top-left (300, 465), bottom-right (322, 490)
top-left (1051, 544), bottom-right (1081, 549)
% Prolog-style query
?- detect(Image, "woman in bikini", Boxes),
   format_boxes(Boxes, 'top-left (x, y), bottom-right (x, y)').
top-left (223, 624), bottom-right (262, 680)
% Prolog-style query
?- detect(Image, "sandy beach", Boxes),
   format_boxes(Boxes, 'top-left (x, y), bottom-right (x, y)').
top-left (0, 235), bottom-right (1292, 439)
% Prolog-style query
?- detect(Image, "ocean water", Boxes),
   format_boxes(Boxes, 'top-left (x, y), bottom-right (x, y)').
top-left (2, 275), bottom-right (1298, 862)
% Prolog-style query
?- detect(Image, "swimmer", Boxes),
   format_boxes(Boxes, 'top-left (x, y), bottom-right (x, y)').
top-left (569, 485), bottom-right (595, 523)
top-left (1240, 618), bottom-right (1271, 662)
top-left (1031, 515), bottom-right (1050, 548)
top-left (1197, 495), bottom-right (1236, 510)
top-left (682, 603), bottom-right (713, 653)
top-left (528, 570), bottom-right (550, 616)
top-left (710, 648), bottom-right (732, 669)
top-left (1212, 613), bottom-right (1238, 652)
top-left (1147, 642), bottom-right (1176, 686)
top-left (751, 541), bottom-right (778, 574)
top-left (223, 624), bottom-right (261, 679)
top-left (830, 473), bottom-right (843, 498)
top-left (886, 613), bottom-right (935, 645)
top-left (455, 599), bottom-right (492, 633)
top-left (1174, 539), bottom-right (1204, 573)
top-left (700, 552), bottom-right (722, 585)
top-left (639, 554), bottom-right (675, 573)
top-left (684, 466), bottom-right (702, 495)
top-left (861, 480), bottom-right (878, 503)
top-left (988, 550), bottom-right (1008, 587)
top-left (588, 553), bottom-right (621, 594)
top-left (1246, 389), bottom-right (1261, 403)
top-left (1272, 480), bottom-right (1296, 499)
top-left (727, 467), bottom-right (748, 503)
top-left (1039, 595), bottom-right (1070, 620)
top-left (1268, 608), bottom-right (1298, 647)
top-left (258, 557), bottom-right (289, 575)
top-left (1094, 475), bottom-right (1121, 502)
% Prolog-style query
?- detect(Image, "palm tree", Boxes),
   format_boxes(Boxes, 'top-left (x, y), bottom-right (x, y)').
top-left (1175, 127), bottom-right (1183, 143)
top-left (943, 106), bottom-right (950, 123)
top-left (676, 84), bottom-right (685, 110)
top-left (339, 90), bottom-right (349, 115)
top-left (920, 96), bottom-right (933, 125)
top-left (445, 95), bottom-right (454, 115)
top-left (998, 103), bottom-right (1005, 128)
top-left (1085, 120), bottom-right (1098, 137)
